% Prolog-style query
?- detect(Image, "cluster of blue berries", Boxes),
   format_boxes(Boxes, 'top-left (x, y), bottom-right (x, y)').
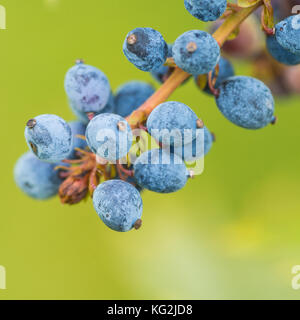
top-left (14, 0), bottom-right (300, 233)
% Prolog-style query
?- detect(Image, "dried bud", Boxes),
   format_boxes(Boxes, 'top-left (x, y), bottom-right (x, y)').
top-left (87, 112), bottom-right (95, 121)
top-left (127, 34), bottom-right (137, 45)
top-left (186, 42), bottom-right (197, 53)
top-left (134, 219), bottom-right (142, 230)
top-left (271, 116), bottom-right (277, 125)
top-left (196, 119), bottom-right (204, 129)
top-left (59, 175), bottom-right (89, 205)
top-left (117, 121), bottom-right (126, 131)
top-left (26, 119), bottom-right (37, 129)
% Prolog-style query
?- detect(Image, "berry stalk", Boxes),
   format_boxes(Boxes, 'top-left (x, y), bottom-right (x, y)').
top-left (126, 0), bottom-right (264, 129)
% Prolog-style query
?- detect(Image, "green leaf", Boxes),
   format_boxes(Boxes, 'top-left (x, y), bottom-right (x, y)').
top-left (237, 0), bottom-right (261, 8)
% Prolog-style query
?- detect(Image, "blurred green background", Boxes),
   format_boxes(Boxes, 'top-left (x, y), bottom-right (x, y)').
top-left (0, 0), bottom-right (300, 300)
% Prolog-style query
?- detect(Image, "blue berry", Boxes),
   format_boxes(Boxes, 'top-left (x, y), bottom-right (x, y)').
top-left (134, 149), bottom-right (188, 193)
top-left (101, 92), bottom-right (116, 114)
top-left (275, 15), bottom-right (300, 55)
top-left (171, 126), bottom-right (213, 161)
top-left (93, 180), bottom-right (143, 232)
top-left (64, 61), bottom-right (111, 113)
top-left (14, 152), bottom-right (64, 199)
top-left (115, 81), bottom-right (155, 117)
top-left (184, 0), bottom-right (227, 22)
top-left (25, 114), bottom-right (73, 162)
top-left (123, 28), bottom-right (168, 71)
top-left (146, 101), bottom-right (200, 147)
top-left (195, 57), bottom-right (234, 94)
top-left (69, 91), bottom-right (116, 125)
top-left (216, 76), bottom-right (275, 129)
top-left (85, 113), bottom-right (132, 162)
top-left (267, 35), bottom-right (300, 66)
top-left (173, 30), bottom-right (220, 75)
top-left (68, 121), bottom-right (88, 159)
